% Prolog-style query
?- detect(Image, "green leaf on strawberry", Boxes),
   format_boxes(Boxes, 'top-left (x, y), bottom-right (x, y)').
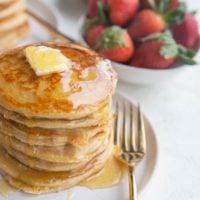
top-left (160, 41), bottom-right (178, 59)
top-left (164, 2), bottom-right (187, 25)
top-left (97, 25), bottom-right (134, 62)
top-left (147, 0), bottom-right (187, 26)
top-left (157, 0), bottom-right (172, 13)
top-left (142, 30), bottom-right (178, 58)
top-left (97, 1), bottom-right (108, 24)
top-left (177, 45), bottom-right (196, 64)
top-left (97, 26), bottom-right (127, 50)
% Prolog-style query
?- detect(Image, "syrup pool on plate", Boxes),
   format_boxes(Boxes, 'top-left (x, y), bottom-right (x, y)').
top-left (0, 180), bottom-right (15, 197)
top-left (80, 147), bottom-right (126, 189)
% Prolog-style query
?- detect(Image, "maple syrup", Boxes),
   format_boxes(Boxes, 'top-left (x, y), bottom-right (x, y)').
top-left (80, 149), bottom-right (125, 189)
top-left (0, 180), bottom-right (15, 197)
top-left (0, 153), bottom-right (125, 198)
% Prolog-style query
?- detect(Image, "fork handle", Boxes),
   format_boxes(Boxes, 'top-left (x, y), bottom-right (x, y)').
top-left (128, 166), bottom-right (138, 200)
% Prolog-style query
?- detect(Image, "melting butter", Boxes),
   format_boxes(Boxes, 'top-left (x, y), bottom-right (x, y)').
top-left (0, 180), bottom-right (15, 197)
top-left (25, 46), bottom-right (73, 76)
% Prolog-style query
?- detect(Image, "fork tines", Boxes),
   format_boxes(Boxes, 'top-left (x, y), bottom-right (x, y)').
top-left (113, 98), bottom-right (146, 155)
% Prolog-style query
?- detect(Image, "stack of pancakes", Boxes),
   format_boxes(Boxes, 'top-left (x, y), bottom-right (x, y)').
top-left (0, 42), bottom-right (117, 194)
top-left (0, 0), bottom-right (29, 50)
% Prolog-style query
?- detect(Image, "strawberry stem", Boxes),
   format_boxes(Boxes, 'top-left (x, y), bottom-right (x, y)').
top-left (97, 1), bottom-right (108, 23)
top-left (157, 0), bottom-right (172, 13)
top-left (163, 2), bottom-right (187, 26)
top-left (177, 45), bottom-right (196, 64)
top-left (148, 0), bottom-right (157, 10)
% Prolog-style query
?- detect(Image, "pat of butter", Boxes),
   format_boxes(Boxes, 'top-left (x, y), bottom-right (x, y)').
top-left (25, 46), bottom-right (72, 76)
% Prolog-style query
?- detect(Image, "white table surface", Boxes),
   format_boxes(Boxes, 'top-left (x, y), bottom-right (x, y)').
top-left (42, 0), bottom-right (200, 199)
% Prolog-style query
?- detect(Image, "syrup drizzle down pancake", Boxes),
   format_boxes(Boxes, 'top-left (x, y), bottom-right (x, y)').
top-left (0, 113), bottom-right (109, 147)
top-left (0, 43), bottom-right (117, 119)
top-left (0, 42), bottom-right (118, 194)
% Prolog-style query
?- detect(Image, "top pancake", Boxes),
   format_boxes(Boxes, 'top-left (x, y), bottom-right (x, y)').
top-left (0, 42), bottom-right (117, 119)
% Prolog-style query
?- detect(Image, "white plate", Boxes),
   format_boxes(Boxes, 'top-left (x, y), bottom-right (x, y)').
top-left (0, 92), bottom-right (158, 200)
top-left (17, 0), bottom-right (58, 46)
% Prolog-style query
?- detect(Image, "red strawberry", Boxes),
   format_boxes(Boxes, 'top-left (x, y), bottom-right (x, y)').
top-left (128, 9), bottom-right (165, 39)
top-left (97, 26), bottom-right (134, 62)
top-left (130, 31), bottom-right (196, 69)
top-left (171, 13), bottom-right (199, 48)
top-left (109, 0), bottom-right (139, 26)
top-left (143, 0), bottom-right (179, 11)
top-left (87, 0), bottom-right (108, 18)
top-left (131, 41), bottom-right (176, 69)
top-left (86, 24), bottom-right (107, 48)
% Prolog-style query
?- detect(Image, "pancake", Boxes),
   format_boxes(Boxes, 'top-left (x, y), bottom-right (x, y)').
top-left (0, 129), bottom-right (110, 163)
top-left (0, 113), bottom-right (109, 147)
top-left (4, 153), bottom-right (111, 194)
top-left (0, 11), bottom-right (27, 32)
top-left (3, 130), bottom-right (112, 172)
top-left (0, 0), bottom-right (25, 19)
top-left (0, 22), bottom-right (29, 50)
top-left (0, 42), bottom-right (117, 194)
top-left (0, 143), bottom-right (113, 193)
top-left (0, 42), bottom-right (117, 120)
top-left (4, 145), bottom-right (100, 171)
top-left (0, 103), bottom-right (110, 129)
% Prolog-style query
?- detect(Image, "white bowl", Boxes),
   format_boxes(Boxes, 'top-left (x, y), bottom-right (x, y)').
top-left (77, 15), bottom-right (200, 85)
top-left (112, 62), bottom-right (189, 84)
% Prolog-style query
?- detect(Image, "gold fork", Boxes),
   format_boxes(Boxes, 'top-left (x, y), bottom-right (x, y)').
top-left (113, 97), bottom-right (146, 200)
